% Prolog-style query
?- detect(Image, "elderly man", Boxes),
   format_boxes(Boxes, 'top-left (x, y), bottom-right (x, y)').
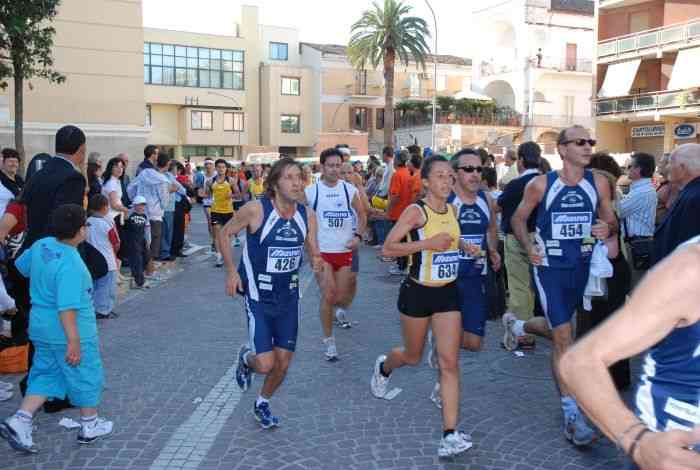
top-left (654, 143), bottom-right (700, 264)
top-left (499, 149), bottom-right (519, 186)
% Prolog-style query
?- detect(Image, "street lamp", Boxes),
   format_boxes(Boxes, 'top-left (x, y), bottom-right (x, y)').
top-left (424, 0), bottom-right (438, 152)
top-left (207, 91), bottom-right (243, 158)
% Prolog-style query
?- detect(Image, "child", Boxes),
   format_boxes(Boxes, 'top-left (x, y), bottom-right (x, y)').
top-left (86, 195), bottom-right (120, 319)
top-left (0, 204), bottom-right (113, 453)
top-left (126, 196), bottom-right (150, 289)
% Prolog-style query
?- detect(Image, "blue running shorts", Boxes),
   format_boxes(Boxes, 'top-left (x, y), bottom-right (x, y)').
top-left (532, 265), bottom-right (589, 329)
top-left (244, 296), bottom-right (299, 354)
top-left (457, 276), bottom-right (488, 337)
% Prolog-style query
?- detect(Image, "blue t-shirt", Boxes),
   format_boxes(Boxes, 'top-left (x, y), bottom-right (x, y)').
top-left (16, 237), bottom-right (98, 344)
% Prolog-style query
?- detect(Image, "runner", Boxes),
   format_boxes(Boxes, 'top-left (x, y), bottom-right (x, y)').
top-left (305, 148), bottom-right (366, 361)
top-left (206, 159), bottom-right (239, 267)
top-left (199, 159), bottom-right (217, 252)
top-left (370, 155), bottom-right (472, 458)
top-left (220, 158), bottom-right (321, 429)
top-left (560, 236), bottom-right (700, 469)
top-left (504, 125), bottom-right (618, 446)
top-left (248, 164), bottom-right (265, 200)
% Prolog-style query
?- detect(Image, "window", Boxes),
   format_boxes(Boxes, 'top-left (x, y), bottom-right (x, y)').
top-left (270, 42), bottom-right (288, 61)
top-left (145, 105), bottom-right (152, 127)
top-left (224, 112), bottom-right (245, 131)
top-left (182, 146), bottom-right (233, 158)
top-left (352, 107), bottom-right (368, 131)
top-left (144, 42), bottom-right (244, 90)
top-left (281, 77), bottom-right (300, 96)
top-left (191, 110), bottom-right (213, 130)
top-left (280, 114), bottom-right (300, 133)
top-left (376, 108), bottom-right (384, 130)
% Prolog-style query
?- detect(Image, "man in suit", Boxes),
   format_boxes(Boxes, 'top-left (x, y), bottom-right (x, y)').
top-left (22, 125), bottom-right (87, 251)
top-left (654, 143), bottom-right (700, 264)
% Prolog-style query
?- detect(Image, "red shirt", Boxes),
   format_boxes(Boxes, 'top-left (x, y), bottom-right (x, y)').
top-left (5, 201), bottom-right (26, 236)
top-left (389, 167), bottom-right (413, 221)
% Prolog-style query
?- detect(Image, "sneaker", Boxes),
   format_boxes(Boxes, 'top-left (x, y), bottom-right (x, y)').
top-left (0, 389), bottom-right (12, 401)
top-left (253, 401), bottom-right (280, 429)
top-left (370, 354), bottom-right (390, 398)
top-left (426, 330), bottom-right (439, 369)
top-left (564, 412), bottom-right (597, 446)
top-left (517, 336), bottom-right (536, 350)
top-left (323, 337), bottom-right (338, 362)
top-left (388, 266), bottom-right (406, 276)
top-left (430, 382), bottom-right (442, 409)
top-left (235, 344), bottom-right (253, 392)
top-left (215, 253), bottom-right (223, 268)
top-left (0, 416), bottom-right (37, 453)
top-left (0, 381), bottom-right (12, 392)
top-left (501, 313), bottom-right (518, 352)
top-left (438, 431), bottom-right (473, 458)
top-left (335, 308), bottom-right (351, 329)
top-left (77, 417), bottom-right (113, 444)
top-left (95, 312), bottom-right (110, 320)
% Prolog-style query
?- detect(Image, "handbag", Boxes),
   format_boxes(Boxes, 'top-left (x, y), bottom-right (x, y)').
top-left (78, 241), bottom-right (109, 281)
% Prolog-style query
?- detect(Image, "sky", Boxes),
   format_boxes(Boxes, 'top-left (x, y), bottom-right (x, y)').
top-left (142, 0), bottom-right (490, 59)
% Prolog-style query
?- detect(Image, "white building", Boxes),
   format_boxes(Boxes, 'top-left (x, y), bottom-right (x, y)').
top-left (471, 0), bottom-right (595, 152)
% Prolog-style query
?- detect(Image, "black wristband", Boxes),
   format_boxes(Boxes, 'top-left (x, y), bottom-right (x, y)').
top-left (353, 233), bottom-right (362, 240)
top-left (628, 428), bottom-right (650, 461)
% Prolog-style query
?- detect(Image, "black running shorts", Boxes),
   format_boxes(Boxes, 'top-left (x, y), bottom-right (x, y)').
top-left (397, 277), bottom-right (459, 318)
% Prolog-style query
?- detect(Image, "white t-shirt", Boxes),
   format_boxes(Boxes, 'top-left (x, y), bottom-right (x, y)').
top-left (87, 215), bottom-right (118, 272)
top-left (0, 182), bottom-right (14, 217)
top-left (102, 177), bottom-right (123, 221)
top-left (305, 179), bottom-right (357, 253)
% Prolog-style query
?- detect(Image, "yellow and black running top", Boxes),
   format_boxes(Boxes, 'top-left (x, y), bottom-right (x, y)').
top-left (408, 200), bottom-right (461, 287)
top-left (210, 177), bottom-right (234, 214)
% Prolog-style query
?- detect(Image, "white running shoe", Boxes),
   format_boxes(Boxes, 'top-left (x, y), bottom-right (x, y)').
top-left (370, 354), bottom-right (390, 398)
top-left (335, 308), bottom-right (351, 329)
top-left (0, 415), bottom-right (37, 453)
top-left (77, 417), bottom-right (113, 444)
top-left (215, 253), bottom-right (224, 267)
top-left (426, 330), bottom-right (439, 369)
top-left (323, 337), bottom-right (338, 362)
top-left (438, 431), bottom-right (473, 458)
top-left (430, 382), bottom-right (442, 409)
top-left (502, 312), bottom-right (518, 352)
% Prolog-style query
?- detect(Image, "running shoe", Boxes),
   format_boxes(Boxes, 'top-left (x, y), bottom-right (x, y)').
top-left (517, 336), bottom-right (536, 350)
top-left (215, 253), bottom-right (223, 267)
top-left (253, 401), bottom-right (280, 429)
top-left (564, 412), bottom-right (597, 446)
top-left (323, 337), bottom-right (338, 362)
top-left (501, 312), bottom-right (518, 352)
top-left (426, 330), bottom-right (439, 369)
top-left (0, 416), bottom-right (37, 453)
top-left (438, 431), bottom-right (473, 458)
top-left (370, 354), bottom-right (390, 398)
top-left (236, 344), bottom-right (253, 391)
top-left (430, 382), bottom-right (442, 409)
top-left (77, 417), bottom-right (113, 444)
top-left (335, 308), bottom-right (351, 329)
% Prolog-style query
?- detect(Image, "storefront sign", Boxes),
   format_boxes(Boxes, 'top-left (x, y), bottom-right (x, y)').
top-left (673, 123), bottom-right (697, 140)
top-left (631, 125), bottom-right (665, 138)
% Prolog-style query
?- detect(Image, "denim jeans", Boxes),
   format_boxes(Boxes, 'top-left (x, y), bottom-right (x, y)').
top-left (375, 219), bottom-right (391, 245)
top-left (93, 271), bottom-right (117, 314)
top-left (160, 211), bottom-right (174, 259)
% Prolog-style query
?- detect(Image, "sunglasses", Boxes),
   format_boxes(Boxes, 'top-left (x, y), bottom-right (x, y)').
top-left (457, 166), bottom-right (483, 174)
top-left (561, 139), bottom-right (597, 147)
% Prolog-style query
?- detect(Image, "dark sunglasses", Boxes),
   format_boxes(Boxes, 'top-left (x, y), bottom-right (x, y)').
top-left (457, 166), bottom-right (483, 174)
top-left (562, 139), bottom-right (597, 147)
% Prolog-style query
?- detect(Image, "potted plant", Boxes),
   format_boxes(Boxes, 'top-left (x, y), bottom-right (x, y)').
top-left (437, 96), bottom-right (455, 123)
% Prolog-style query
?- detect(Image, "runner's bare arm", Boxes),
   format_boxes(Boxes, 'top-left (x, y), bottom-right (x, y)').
top-left (352, 192), bottom-right (367, 239)
top-left (382, 205), bottom-right (454, 258)
top-left (304, 207), bottom-right (322, 272)
top-left (221, 202), bottom-right (262, 296)
top-left (593, 172), bottom-right (618, 239)
top-left (512, 176), bottom-right (546, 262)
top-left (559, 244), bottom-right (700, 468)
top-left (485, 192), bottom-right (501, 271)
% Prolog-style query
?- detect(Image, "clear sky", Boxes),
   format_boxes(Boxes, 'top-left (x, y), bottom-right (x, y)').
top-left (142, 0), bottom-right (489, 59)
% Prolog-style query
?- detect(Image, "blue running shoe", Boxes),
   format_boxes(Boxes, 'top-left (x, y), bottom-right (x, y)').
top-left (564, 412), bottom-right (597, 446)
top-left (253, 401), bottom-right (280, 429)
top-left (236, 344), bottom-right (253, 392)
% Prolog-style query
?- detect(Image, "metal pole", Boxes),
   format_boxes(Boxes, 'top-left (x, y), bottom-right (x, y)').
top-left (424, 0), bottom-right (437, 151)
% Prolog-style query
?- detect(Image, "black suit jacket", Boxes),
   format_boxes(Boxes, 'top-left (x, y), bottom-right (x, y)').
top-left (653, 176), bottom-right (700, 264)
top-left (22, 156), bottom-right (86, 249)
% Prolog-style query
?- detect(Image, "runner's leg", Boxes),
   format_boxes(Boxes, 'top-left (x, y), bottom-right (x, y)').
top-left (381, 315), bottom-right (430, 373)
top-left (431, 311), bottom-right (462, 430)
top-left (259, 348), bottom-right (294, 399)
top-left (315, 262), bottom-right (337, 338)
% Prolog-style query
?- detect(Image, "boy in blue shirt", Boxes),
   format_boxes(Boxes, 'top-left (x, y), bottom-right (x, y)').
top-left (0, 204), bottom-right (113, 453)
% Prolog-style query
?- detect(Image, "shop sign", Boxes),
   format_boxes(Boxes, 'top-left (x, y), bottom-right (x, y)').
top-left (673, 123), bottom-right (697, 140)
top-left (631, 125), bottom-right (665, 138)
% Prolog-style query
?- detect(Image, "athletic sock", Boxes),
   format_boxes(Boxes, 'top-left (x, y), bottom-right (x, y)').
top-left (256, 396), bottom-right (269, 407)
top-left (561, 396), bottom-right (579, 421)
top-left (81, 414), bottom-right (98, 428)
top-left (379, 361), bottom-right (391, 378)
top-left (443, 429), bottom-right (455, 438)
top-left (512, 320), bottom-right (526, 337)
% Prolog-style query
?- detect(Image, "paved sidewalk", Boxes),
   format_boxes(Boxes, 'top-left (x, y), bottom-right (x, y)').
top-left (0, 209), bottom-right (627, 469)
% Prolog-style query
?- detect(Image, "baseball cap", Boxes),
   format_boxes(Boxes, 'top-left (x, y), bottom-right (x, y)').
top-left (132, 195), bottom-right (147, 206)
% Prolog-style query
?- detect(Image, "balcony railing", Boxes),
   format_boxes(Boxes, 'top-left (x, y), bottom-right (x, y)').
top-left (599, 19), bottom-right (700, 59)
top-left (535, 56), bottom-right (593, 73)
top-left (396, 111), bottom-right (522, 129)
top-left (480, 62), bottom-right (516, 77)
top-left (595, 88), bottom-right (700, 115)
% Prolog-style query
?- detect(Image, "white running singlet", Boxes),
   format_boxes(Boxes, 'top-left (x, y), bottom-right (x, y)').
top-left (305, 179), bottom-right (357, 253)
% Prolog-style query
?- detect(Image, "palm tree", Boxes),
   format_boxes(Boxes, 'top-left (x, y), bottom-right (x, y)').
top-left (348, 0), bottom-right (431, 147)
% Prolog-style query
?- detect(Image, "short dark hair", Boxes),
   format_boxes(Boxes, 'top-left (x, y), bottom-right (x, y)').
top-left (144, 145), bottom-right (158, 160)
top-left (451, 148), bottom-right (480, 170)
top-left (409, 153), bottom-right (422, 171)
top-left (88, 193), bottom-right (109, 215)
top-left (320, 147), bottom-right (343, 165)
top-left (214, 158), bottom-right (228, 167)
top-left (382, 146), bottom-right (394, 158)
top-left (395, 150), bottom-right (409, 167)
top-left (1, 148), bottom-right (20, 162)
top-left (632, 152), bottom-right (656, 178)
top-left (55, 125), bottom-right (86, 155)
top-left (156, 152), bottom-right (170, 169)
top-left (588, 152), bottom-right (622, 180)
top-left (49, 204), bottom-right (86, 240)
top-left (266, 157), bottom-right (302, 198)
top-left (539, 157), bottom-right (552, 174)
top-left (482, 167), bottom-right (498, 188)
top-left (517, 142), bottom-right (542, 169)
top-left (421, 154), bottom-right (449, 180)
top-left (406, 144), bottom-right (421, 157)
top-left (557, 125), bottom-right (587, 145)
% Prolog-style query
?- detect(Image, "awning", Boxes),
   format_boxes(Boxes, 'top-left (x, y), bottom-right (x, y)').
top-left (454, 90), bottom-right (493, 101)
top-left (667, 47), bottom-right (700, 90)
top-left (598, 59), bottom-right (641, 98)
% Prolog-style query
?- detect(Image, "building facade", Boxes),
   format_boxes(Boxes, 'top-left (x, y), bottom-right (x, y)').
top-left (595, 0), bottom-right (700, 156)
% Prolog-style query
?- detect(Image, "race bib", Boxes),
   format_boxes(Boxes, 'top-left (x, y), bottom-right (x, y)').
top-left (551, 212), bottom-right (592, 240)
top-left (266, 246), bottom-right (303, 273)
top-left (323, 210), bottom-right (350, 229)
top-left (459, 235), bottom-right (484, 260)
top-left (430, 251), bottom-right (459, 282)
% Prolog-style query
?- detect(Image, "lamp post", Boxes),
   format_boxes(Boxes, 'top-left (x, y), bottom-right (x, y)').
top-left (424, 0), bottom-right (437, 152)
top-left (207, 91), bottom-right (243, 159)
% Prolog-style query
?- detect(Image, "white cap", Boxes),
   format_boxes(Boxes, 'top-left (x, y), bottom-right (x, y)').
top-left (132, 195), bottom-right (147, 206)
top-left (338, 147), bottom-right (351, 156)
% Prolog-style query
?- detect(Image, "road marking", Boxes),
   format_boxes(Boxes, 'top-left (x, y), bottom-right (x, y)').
top-left (149, 365), bottom-right (242, 470)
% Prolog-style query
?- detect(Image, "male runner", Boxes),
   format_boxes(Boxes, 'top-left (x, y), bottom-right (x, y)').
top-left (206, 159), bottom-right (240, 267)
top-left (305, 148), bottom-right (366, 361)
top-left (199, 159), bottom-right (217, 252)
top-left (505, 125), bottom-right (617, 446)
top-left (220, 158), bottom-right (321, 429)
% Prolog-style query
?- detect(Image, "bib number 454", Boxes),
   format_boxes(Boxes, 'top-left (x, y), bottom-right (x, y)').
top-left (560, 223), bottom-right (584, 239)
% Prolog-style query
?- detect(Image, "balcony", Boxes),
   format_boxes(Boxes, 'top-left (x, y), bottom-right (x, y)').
top-left (598, 19), bottom-right (700, 63)
top-left (535, 56), bottom-right (593, 74)
top-left (396, 110), bottom-right (522, 129)
top-left (595, 88), bottom-right (700, 116)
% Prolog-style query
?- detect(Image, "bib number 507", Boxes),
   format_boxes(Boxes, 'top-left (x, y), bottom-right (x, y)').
top-left (327, 218), bottom-right (344, 228)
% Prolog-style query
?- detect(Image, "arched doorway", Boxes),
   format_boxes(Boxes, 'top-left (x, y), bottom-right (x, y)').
top-left (484, 80), bottom-right (516, 109)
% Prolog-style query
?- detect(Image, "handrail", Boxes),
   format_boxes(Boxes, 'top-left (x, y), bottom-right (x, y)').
top-left (595, 88), bottom-right (700, 115)
top-left (598, 18), bottom-right (700, 57)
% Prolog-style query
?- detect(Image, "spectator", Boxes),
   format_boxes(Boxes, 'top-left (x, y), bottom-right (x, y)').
top-left (654, 143), bottom-right (700, 264)
top-left (619, 153), bottom-right (657, 286)
top-left (126, 196), bottom-right (149, 289)
top-left (101, 157), bottom-right (129, 226)
top-left (655, 153), bottom-right (680, 225)
top-left (482, 166), bottom-right (506, 320)
top-left (408, 153), bottom-right (423, 203)
top-left (137, 145), bottom-right (159, 176)
top-left (24, 153), bottom-right (51, 183)
top-left (4, 204), bottom-right (113, 453)
top-left (499, 149), bottom-right (519, 186)
top-left (86, 195), bottom-right (120, 320)
top-left (160, 160), bottom-right (186, 261)
top-left (0, 198), bottom-right (29, 347)
top-left (387, 150), bottom-right (412, 276)
top-left (115, 153), bottom-right (132, 267)
top-left (87, 153), bottom-right (103, 200)
top-left (497, 142), bottom-right (541, 349)
top-left (374, 146), bottom-right (394, 247)
top-left (0, 148), bottom-right (24, 203)
top-left (192, 165), bottom-right (205, 204)
top-left (172, 162), bottom-right (192, 258)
